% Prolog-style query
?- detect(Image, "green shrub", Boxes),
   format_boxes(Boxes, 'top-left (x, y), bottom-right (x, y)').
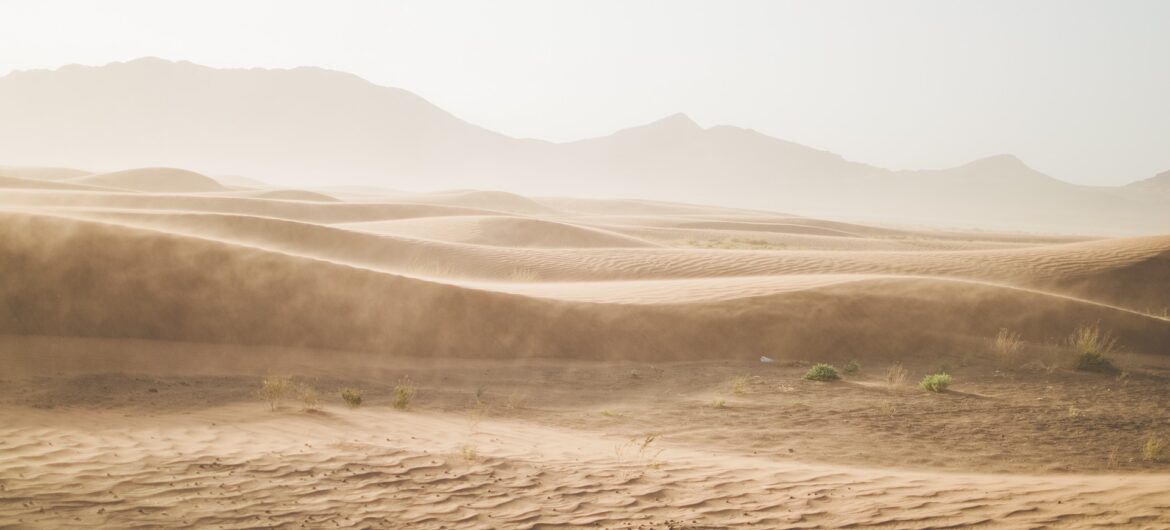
top-left (803, 363), bottom-right (840, 381)
top-left (393, 376), bottom-right (416, 410)
top-left (920, 373), bottom-right (952, 393)
top-left (340, 387), bottom-right (363, 408)
top-left (842, 360), bottom-right (861, 375)
top-left (1068, 323), bottom-right (1117, 372)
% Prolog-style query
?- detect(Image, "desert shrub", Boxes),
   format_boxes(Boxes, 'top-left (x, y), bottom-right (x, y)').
top-left (393, 376), bottom-right (416, 410)
top-left (803, 363), bottom-right (839, 381)
top-left (993, 328), bottom-right (1024, 366)
top-left (1068, 323), bottom-right (1117, 372)
top-left (710, 398), bottom-right (727, 409)
top-left (730, 376), bottom-right (748, 394)
top-left (842, 360), bottom-right (861, 375)
top-left (295, 382), bottom-right (321, 411)
top-left (259, 376), bottom-right (291, 411)
top-left (1143, 434), bottom-right (1166, 462)
top-left (885, 364), bottom-right (908, 391)
top-left (340, 387), bottom-right (363, 408)
top-left (920, 373), bottom-right (952, 393)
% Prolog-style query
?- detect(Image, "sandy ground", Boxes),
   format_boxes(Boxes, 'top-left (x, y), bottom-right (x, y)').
top-left (1, 168), bottom-right (1169, 528)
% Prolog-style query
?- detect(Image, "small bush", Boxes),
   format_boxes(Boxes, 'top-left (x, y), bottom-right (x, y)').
top-left (842, 360), bottom-right (861, 375)
top-left (1068, 323), bottom-right (1117, 372)
top-left (803, 363), bottom-right (839, 381)
top-left (710, 398), bottom-right (727, 409)
top-left (340, 387), bottom-right (362, 408)
top-left (920, 373), bottom-right (952, 393)
top-left (393, 377), bottom-right (416, 411)
top-left (259, 376), bottom-right (291, 411)
top-left (993, 328), bottom-right (1024, 366)
top-left (730, 376), bottom-right (748, 394)
top-left (1143, 434), bottom-right (1166, 462)
top-left (885, 364), bottom-right (908, 391)
top-left (295, 382), bottom-right (321, 411)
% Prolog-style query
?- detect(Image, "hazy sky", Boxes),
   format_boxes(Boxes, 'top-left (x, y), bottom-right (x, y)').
top-left (2, 0), bottom-right (1168, 184)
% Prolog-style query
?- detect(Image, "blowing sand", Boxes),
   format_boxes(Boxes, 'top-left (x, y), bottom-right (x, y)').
top-left (1, 169), bottom-right (1168, 528)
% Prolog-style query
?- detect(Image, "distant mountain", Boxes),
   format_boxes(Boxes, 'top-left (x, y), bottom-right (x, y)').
top-left (0, 58), bottom-right (1165, 234)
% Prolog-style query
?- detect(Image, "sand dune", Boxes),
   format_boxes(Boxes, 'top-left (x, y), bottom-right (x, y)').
top-left (2, 181), bottom-right (1169, 529)
top-left (72, 167), bottom-right (227, 193)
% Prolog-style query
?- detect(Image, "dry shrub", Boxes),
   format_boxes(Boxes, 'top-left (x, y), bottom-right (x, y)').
top-left (1068, 323), bottom-right (1117, 372)
top-left (259, 376), bottom-right (291, 411)
top-left (993, 328), bottom-right (1024, 367)
top-left (393, 376), bottom-right (416, 410)
top-left (1143, 434), bottom-right (1166, 462)
top-left (920, 373), bottom-right (952, 393)
top-left (340, 387), bottom-right (362, 408)
top-left (730, 376), bottom-right (748, 394)
top-left (885, 364), bottom-right (908, 391)
top-left (296, 382), bottom-right (321, 411)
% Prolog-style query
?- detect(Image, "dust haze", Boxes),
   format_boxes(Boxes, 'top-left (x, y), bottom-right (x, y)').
top-left (2, 2), bottom-right (1170, 529)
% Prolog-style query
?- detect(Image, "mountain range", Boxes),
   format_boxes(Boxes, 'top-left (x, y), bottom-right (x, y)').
top-left (0, 57), bottom-right (1165, 234)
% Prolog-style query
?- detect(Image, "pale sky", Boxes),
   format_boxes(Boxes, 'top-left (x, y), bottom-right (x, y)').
top-left (2, 0), bottom-right (1168, 185)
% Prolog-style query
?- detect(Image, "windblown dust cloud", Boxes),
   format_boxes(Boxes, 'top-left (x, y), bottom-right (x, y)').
top-left (2, 166), bottom-right (1169, 528)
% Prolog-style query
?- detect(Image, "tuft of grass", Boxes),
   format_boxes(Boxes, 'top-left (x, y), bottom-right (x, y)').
top-left (993, 328), bottom-right (1024, 367)
top-left (259, 376), bottom-right (291, 411)
top-left (803, 363), bottom-right (839, 382)
top-left (393, 376), bottom-right (417, 411)
top-left (885, 364), bottom-right (908, 391)
top-left (920, 373), bottom-right (952, 393)
top-left (1068, 323), bottom-right (1117, 372)
top-left (730, 376), bottom-right (748, 395)
top-left (710, 398), bottom-right (727, 409)
top-left (1142, 434), bottom-right (1166, 462)
top-left (295, 382), bottom-right (321, 411)
top-left (461, 443), bottom-right (479, 463)
top-left (340, 387), bottom-right (362, 408)
top-left (842, 360), bottom-right (861, 375)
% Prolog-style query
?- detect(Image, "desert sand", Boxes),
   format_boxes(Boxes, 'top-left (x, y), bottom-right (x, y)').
top-left (2, 167), bottom-right (1169, 529)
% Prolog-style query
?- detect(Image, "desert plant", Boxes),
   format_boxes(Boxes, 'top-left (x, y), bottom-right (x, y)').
top-left (920, 373), bottom-right (952, 393)
top-left (1143, 434), bottom-right (1166, 462)
top-left (842, 360), bottom-right (861, 375)
top-left (885, 364), bottom-right (908, 391)
top-left (340, 387), bottom-right (363, 408)
top-left (993, 328), bottom-right (1024, 366)
top-left (1068, 323), bottom-right (1117, 372)
top-left (730, 376), bottom-right (748, 394)
top-left (259, 376), bottom-right (291, 411)
top-left (710, 398), bottom-right (727, 409)
top-left (393, 376), bottom-right (416, 411)
top-left (803, 363), bottom-right (839, 381)
top-left (295, 382), bottom-right (321, 411)
top-left (461, 443), bottom-right (479, 462)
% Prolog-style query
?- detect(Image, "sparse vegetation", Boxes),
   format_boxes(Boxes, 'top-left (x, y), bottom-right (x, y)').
top-left (460, 443), bottom-right (479, 463)
top-left (295, 382), bottom-right (321, 411)
top-left (885, 364), bottom-right (908, 391)
top-left (710, 398), bottom-right (727, 409)
top-left (340, 387), bottom-right (363, 408)
top-left (730, 376), bottom-right (748, 394)
top-left (1142, 434), bottom-right (1166, 462)
top-left (920, 373), bottom-right (952, 393)
top-left (393, 376), bottom-right (416, 411)
top-left (803, 363), bottom-right (840, 381)
top-left (993, 328), bottom-right (1024, 367)
top-left (842, 360), bottom-right (861, 375)
top-left (683, 238), bottom-right (787, 250)
top-left (1068, 323), bottom-right (1117, 372)
top-left (259, 376), bottom-right (291, 411)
